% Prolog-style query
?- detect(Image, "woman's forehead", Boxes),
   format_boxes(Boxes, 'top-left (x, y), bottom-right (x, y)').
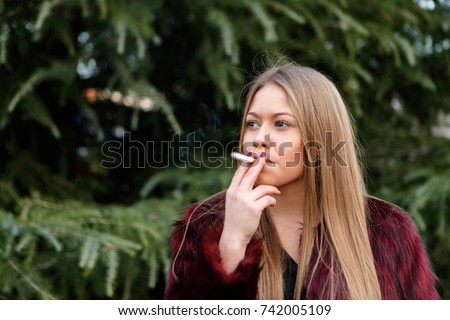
top-left (247, 83), bottom-right (293, 115)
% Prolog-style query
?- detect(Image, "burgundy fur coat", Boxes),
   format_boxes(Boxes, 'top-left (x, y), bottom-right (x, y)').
top-left (165, 191), bottom-right (439, 299)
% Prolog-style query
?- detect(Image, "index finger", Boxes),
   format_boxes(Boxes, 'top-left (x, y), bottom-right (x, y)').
top-left (229, 153), bottom-right (255, 188)
top-left (239, 152), bottom-right (267, 190)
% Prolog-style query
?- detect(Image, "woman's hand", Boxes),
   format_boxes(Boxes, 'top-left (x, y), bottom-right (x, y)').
top-left (219, 152), bottom-right (281, 273)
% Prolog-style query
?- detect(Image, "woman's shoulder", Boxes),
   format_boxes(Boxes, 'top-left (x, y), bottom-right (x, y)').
top-left (365, 196), bottom-right (413, 229)
top-left (181, 190), bottom-right (226, 220)
top-left (365, 195), bottom-right (421, 249)
top-left (173, 190), bottom-right (226, 234)
top-left (169, 190), bottom-right (226, 253)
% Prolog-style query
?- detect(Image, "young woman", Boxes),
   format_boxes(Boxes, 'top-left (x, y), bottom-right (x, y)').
top-left (165, 62), bottom-right (439, 299)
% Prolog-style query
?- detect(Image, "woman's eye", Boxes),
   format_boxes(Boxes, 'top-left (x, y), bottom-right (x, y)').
top-left (275, 120), bottom-right (291, 128)
top-left (246, 120), bottom-right (259, 128)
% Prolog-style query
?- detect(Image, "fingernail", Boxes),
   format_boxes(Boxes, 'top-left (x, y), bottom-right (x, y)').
top-left (260, 152), bottom-right (266, 158)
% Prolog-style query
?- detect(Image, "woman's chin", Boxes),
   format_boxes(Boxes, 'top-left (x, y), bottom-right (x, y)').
top-left (254, 176), bottom-right (278, 188)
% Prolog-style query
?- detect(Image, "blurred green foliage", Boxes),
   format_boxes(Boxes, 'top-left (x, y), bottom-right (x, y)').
top-left (0, 0), bottom-right (449, 299)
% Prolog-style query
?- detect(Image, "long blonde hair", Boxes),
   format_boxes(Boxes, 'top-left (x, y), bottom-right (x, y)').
top-left (240, 62), bottom-right (381, 300)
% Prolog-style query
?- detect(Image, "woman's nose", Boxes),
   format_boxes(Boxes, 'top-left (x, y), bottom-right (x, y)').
top-left (253, 129), bottom-right (271, 148)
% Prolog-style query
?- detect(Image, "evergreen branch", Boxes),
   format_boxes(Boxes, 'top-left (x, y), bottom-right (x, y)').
top-left (52, 226), bottom-right (142, 255)
top-left (150, 95), bottom-right (182, 133)
top-left (0, 23), bottom-right (8, 66)
top-left (79, 0), bottom-right (90, 18)
top-left (393, 33), bottom-right (416, 66)
top-left (34, 0), bottom-right (64, 41)
top-left (15, 233), bottom-right (35, 254)
top-left (96, 0), bottom-right (108, 19)
top-left (0, 181), bottom-right (20, 202)
top-left (207, 9), bottom-right (238, 64)
top-left (115, 19), bottom-right (127, 55)
top-left (19, 198), bottom-right (66, 220)
top-left (29, 222), bottom-right (63, 252)
top-left (148, 249), bottom-right (158, 288)
top-left (122, 259), bottom-right (134, 299)
top-left (113, 59), bottom-right (182, 132)
top-left (6, 60), bottom-right (75, 120)
top-left (322, 0), bottom-right (369, 36)
top-left (131, 223), bottom-right (163, 242)
top-left (106, 249), bottom-right (119, 297)
top-left (7, 70), bottom-right (46, 114)
top-left (79, 237), bottom-right (100, 270)
top-left (34, 257), bottom-right (59, 271)
top-left (6, 258), bottom-right (56, 299)
top-left (245, 1), bottom-right (278, 42)
top-left (294, 4), bottom-right (325, 41)
top-left (270, 2), bottom-right (306, 25)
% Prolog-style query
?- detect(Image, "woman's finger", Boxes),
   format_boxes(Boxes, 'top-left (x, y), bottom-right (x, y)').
top-left (240, 152), bottom-right (266, 190)
top-left (249, 185), bottom-right (281, 201)
top-left (254, 195), bottom-right (277, 211)
top-left (228, 153), bottom-right (255, 188)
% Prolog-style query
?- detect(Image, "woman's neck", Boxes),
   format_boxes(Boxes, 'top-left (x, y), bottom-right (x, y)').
top-left (270, 178), bottom-right (305, 221)
top-left (268, 179), bottom-right (305, 262)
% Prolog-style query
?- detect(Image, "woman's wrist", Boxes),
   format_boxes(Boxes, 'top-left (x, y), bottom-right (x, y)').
top-left (218, 234), bottom-right (247, 273)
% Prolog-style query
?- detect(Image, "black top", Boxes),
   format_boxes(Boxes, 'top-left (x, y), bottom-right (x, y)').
top-left (282, 252), bottom-right (307, 300)
top-left (283, 252), bottom-right (298, 300)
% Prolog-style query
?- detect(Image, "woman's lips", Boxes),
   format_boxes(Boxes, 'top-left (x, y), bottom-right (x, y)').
top-left (246, 151), bottom-right (275, 164)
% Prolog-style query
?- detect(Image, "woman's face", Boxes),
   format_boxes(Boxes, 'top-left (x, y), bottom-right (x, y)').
top-left (242, 83), bottom-right (304, 189)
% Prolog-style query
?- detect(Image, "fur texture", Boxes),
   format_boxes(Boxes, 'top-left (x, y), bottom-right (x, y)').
top-left (165, 192), bottom-right (439, 299)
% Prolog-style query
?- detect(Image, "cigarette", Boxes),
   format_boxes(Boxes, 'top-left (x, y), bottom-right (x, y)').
top-left (231, 152), bottom-right (255, 163)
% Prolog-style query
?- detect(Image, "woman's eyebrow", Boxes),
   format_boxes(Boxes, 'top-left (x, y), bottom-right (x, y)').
top-left (247, 112), bottom-right (295, 118)
top-left (274, 112), bottom-right (296, 118)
